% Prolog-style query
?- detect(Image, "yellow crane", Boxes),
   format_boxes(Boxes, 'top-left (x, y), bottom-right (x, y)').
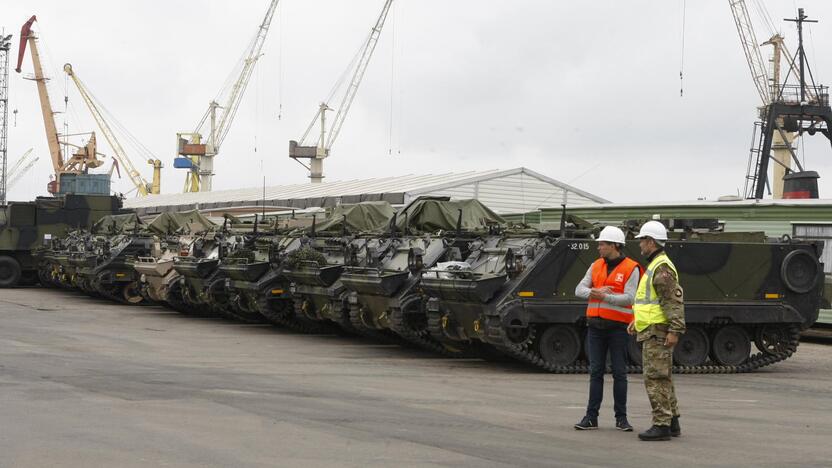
top-left (63, 63), bottom-right (161, 195)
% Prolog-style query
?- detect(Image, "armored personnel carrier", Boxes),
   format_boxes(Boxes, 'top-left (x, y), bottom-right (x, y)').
top-left (219, 214), bottom-right (320, 329)
top-left (422, 217), bottom-right (824, 373)
top-left (283, 202), bottom-right (397, 333)
top-left (133, 211), bottom-right (217, 310)
top-left (340, 197), bottom-right (504, 353)
top-left (1, 194), bottom-right (123, 287)
top-left (73, 213), bottom-right (154, 304)
top-left (170, 216), bottom-right (265, 320)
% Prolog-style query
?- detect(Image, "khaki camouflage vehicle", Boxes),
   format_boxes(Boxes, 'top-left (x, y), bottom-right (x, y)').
top-left (133, 211), bottom-right (217, 310)
top-left (1, 194), bottom-right (123, 288)
top-left (422, 217), bottom-right (825, 374)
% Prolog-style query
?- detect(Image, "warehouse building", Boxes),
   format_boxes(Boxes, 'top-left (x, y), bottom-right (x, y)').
top-left (124, 167), bottom-right (609, 216)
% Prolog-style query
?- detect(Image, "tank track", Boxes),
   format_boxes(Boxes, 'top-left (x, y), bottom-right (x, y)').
top-left (254, 296), bottom-right (324, 334)
top-left (348, 303), bottom-right (398, 342)
top-left (388, 299), bottom-right (470, 357)
top-left (487, 302), bottom-right (802, 375)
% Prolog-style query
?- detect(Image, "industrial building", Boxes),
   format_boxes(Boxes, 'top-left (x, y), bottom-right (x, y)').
top-left (123, 167), bottom-right (609, 216)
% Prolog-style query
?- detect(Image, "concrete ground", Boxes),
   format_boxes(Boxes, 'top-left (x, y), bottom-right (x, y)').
top-left (0, 288), bottom-right (830, 468)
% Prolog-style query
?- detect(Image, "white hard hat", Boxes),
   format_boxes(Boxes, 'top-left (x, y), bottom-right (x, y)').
top-left (597, 226), bottom-right (626, 245)
top-left (635, 220), bottom-right (668, 241)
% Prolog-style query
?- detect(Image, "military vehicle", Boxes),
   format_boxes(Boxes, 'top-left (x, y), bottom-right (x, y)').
top-left (340, 197), bottom-right (504, 353)
top-left (0, 194), bottom-right (123, 287)
top-left (170, 216), bottom-right (265, 320)
top-left (283, 202), bottom-right (398, 333)
top-left (38, 229), bottom-right (94, 288)
top-left (219, 213), bottom-right (321, 329)
top-left (422, 217), bottom-right (825, 373)
top-left (133, 211), bottom-right (217, 310)
top-left (73, 213), bottom-right (155, 304)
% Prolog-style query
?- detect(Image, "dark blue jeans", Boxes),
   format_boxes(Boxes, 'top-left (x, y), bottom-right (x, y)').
top-left (585, 325), bottom-right (629, 420)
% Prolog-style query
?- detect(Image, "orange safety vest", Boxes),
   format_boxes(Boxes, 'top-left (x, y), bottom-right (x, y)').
top-left (586, 257), bottom-right (641, 324)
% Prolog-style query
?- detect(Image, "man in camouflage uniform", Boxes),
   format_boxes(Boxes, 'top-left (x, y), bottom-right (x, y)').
top-left (628, 220), bottom-right (685, 441)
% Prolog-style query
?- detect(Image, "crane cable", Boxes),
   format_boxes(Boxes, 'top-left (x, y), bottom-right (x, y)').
top-left (679, 0), bottom-right (687, 97)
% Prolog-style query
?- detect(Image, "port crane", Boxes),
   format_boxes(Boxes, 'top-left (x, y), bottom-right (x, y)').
top-left (7, 150), bottom-right (39, 191)
top-left (15, 15), bottom-right (104, 194)
top-left (729, 2), bottom-right (830, 199)
top-left (175, 0), bottom-right (280, 193)
top-left (289, 0), bottom-right (394, 183)
top-left (63, 64), bottom-right (161, 196)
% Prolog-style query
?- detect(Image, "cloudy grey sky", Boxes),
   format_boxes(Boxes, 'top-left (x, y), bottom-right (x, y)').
top-left (4, 0), bottom-right (832, 204)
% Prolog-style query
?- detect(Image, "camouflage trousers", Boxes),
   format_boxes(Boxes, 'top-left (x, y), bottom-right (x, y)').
top-left (642, 337), bottom-right (679, 426)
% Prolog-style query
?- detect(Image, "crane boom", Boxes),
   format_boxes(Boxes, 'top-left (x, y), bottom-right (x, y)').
top-left (7, 148), bottom-right (33, 179)
top-left (178, 0), bottom-right (281, 193)
top-left (7, 156), bottom-right (39, 190)
top-left (289, 0), bottom-right (395, 183)
top-left (729, 0), bottom-right (771, 105)
top-left (326, 0), bottom-right (394, 149)
top-left (64, 63), bottom-right (151, 196)
top-left (15, 16), bottom-right (64, 174)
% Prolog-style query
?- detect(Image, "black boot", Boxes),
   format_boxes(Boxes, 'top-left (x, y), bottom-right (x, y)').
top-left (638, 425), bottom-right (671, 441)
top-left (670, 416), bottom-right (681, 437)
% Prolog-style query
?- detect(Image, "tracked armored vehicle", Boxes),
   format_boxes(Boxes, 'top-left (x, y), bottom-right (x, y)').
top-left (170, 216), bottom-right (264, 320)
top-left (1, 194), bottom-right (123, 287)
top-left (283, 202), bottom-right (397, 333)
top-left (219, 214), bottom-right (322, 329)
top-left (133, 211), bottom-right (217, 310)
top-left (74, 213), bottom-right (154, 304)
top-left (340, 197), bottom-right (504, 353)
top-left (423, 218), bottom-right (825, 374)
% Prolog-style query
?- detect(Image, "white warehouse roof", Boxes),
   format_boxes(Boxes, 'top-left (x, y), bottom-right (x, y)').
top-left (124, 167), bottom-right (609, 216)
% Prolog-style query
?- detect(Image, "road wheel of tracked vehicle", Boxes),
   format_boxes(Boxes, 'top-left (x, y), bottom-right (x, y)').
top-left (673, 326), bottom-right (710, 366)
top-left (122, 281), bottom-right (145, 305)
top-left (537, 325), bottom-right (581, 367)
top-left (505, 324), bottom-right (536, 347)
top-left (626, 334), bottom-right (643, 366)
top-left (0, 256), bottom-right (22, 288)
top-left (754, 325), bottom-right (792, 355)
top-left (781, 249), bottom-right (820, 294)
top-left (710, 325), bottom-right (751, 366)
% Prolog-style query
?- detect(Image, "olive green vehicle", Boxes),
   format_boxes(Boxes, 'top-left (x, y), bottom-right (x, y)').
top-left (219, 214), bottom-right (321, 328)
top-left (283, 202), bottom-right (399, 334)
top-left (133, 211), bottom-right (217, 310)
top-left (340, 197), bottom-right (505, 353)
top-left (170, 217), bottom-right (268, 320)
top-left (422, 218), bottom-right (825, 373)
top-left (38, 229), bottom-right (95, 289)
top-left (72, 213), bottom-right (156, 304)
top-left (0, 194), bottom-right (123, 288)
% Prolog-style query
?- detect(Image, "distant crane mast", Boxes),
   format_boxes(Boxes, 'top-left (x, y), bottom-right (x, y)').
top-left (7, 155), bottom-right (40, 190)
top-left (176, 0), bottom-right (280, 193)
top-left (289, 0), bottom-right (395, 183)
top-left (63, 63), bottom-right (161, 196)
top-left (0, 33), bottom-right (11, 205)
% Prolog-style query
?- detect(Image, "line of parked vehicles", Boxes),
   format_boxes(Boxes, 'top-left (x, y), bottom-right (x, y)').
top-left (34, 196), bottom-right (826, 374)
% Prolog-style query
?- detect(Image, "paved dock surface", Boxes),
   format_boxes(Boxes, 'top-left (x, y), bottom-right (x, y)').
top-left (1, 288), bottom-right (830, 468)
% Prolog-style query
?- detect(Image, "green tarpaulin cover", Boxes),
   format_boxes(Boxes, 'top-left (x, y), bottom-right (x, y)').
top-left (314, 202), bottom-right (395, 234)
top-left (147, 210), bottom-right (217, 235)
top-left (396, 197), bottom-right (505, 233)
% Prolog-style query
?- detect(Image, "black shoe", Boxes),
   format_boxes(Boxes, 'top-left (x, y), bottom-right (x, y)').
top-left (638, 425), bottom-right (671, 441)
top-left (574, 416), bottom-right (598, 430)
top-left (615, 417), bottom-right (633, 432)
top-left (670, 416), bottom-right (681, 437)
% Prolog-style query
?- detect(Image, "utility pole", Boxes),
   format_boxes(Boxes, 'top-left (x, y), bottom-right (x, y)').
top-left (0, 33), bottom-right (12, 205)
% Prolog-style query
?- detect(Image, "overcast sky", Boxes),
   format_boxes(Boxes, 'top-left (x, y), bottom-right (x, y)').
top-left (4, 0), bottom-right (832, 204)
